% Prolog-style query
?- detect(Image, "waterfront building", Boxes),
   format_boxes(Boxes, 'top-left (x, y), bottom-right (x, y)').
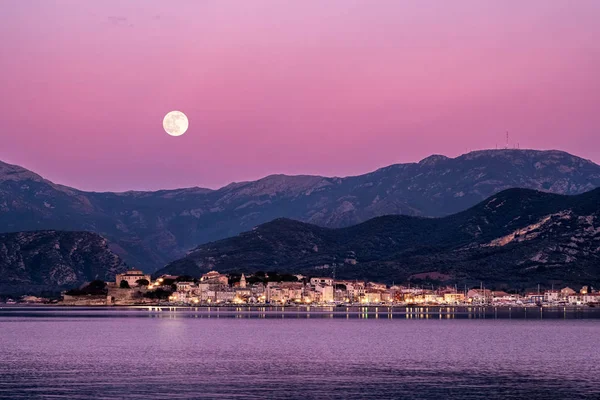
top-left (423, 293), bottom-right (442, 304)
top-left (561, 287), bottom-right (577, 297)
top-left (381, 292), bottom-right (393, 303)
top-left (334, 287), bottom-right (349, 302)
top-left (216, 290), bottom-right (236, 303)
top-left (314, 284), bottom-right (334, 303)
top-left (266, 285), bottom-right (285, 304)
top-left (235, 287), bottom-right (252, 299)
top-left (153, 269), bottom-right (600, 307)
top-left (467, 289), bottom-right (492, 303)
top-left (266, 282), bottom-right (304, 304)
top-left (524, 292), bottom-right (544, 304)
top-left (583, 293), bottom-right (600, 304)
top-left (201, 290), bottom-right (216, 303)
top-left (362, 291), bottom-right (382, 304)
top-left (490, 291), bottom-right (517, 304)
top-left (115, 269), bottom-right (152, 287)
top-left (443, 293), bottom-right (465, 304)
top-left (173, 291), bottom-right (189, 302)
top-left (544, 290), bottom-right (561, 302)
top-left (251, 282), bottom-right (265, 297)
top-left (336, 280), bottom-right (365, 302)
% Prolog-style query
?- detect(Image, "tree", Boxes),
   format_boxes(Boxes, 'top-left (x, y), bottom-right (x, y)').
top-left (88, 280), bottom-right (107, 290)
top-left (143, 288), bottom-right (172, 300)
top-left (228, 273), bottom-right (242, 286)
top-left (136, 279), bottom-right (150, 287)
top-left (162, 278), bottom-right (176, 286)
top-left (280, 274), bottom-right (298, 282)
top-left (120, 280), bottom-right (131, 289)
top-left (65, 280), bottom-right (107, 296)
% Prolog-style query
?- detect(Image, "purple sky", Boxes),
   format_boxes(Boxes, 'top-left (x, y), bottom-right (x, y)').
top-left (1, 1), bottom-right (599, 191)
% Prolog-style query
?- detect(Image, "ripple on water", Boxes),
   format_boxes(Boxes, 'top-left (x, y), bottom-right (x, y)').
top-left (0, 314), bottom-right (599, 399)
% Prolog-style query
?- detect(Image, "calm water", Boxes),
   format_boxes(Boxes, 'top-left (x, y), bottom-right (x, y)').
top-left (1, 307), bottom-right (599, 399)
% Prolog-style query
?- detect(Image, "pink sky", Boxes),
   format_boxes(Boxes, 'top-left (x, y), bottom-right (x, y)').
top-left (1, 1), bottom-right (599, 191)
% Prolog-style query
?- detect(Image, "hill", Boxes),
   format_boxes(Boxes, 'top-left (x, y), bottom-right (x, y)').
top-left (1, 149), bottom-right (599, 272)
top-left (0, 231), bottom-right (127, 296)
top-left (157, 188), bottom-right (600, 289)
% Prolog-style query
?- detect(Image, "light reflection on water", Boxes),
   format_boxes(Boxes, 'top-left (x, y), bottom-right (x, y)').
top-left (0, 305), bottom-right (598, 320)
top-left (1, 308), bottom-right (599, 399)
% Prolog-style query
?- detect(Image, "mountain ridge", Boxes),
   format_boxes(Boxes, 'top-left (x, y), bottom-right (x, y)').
top-left (157, 187), bottom-right (600, 289)
top-left (0, 230), bottom-right (127, 296)
top-left (4, 149), bottom-right (597, 194)
top-left (1, 149), bottom-right (599, 272)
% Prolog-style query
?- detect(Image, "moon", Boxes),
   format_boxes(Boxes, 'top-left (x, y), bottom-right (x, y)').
top-left (163, 111), bottom-right (189, 137)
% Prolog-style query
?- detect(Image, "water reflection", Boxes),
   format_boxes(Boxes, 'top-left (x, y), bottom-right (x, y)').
top-left (0, 305), bottom-right (599, 320)
top-left (1, 314), bottom-right (600, 400)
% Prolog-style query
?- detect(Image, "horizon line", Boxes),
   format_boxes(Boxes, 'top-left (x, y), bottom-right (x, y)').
top-left (0, 147), bottom-right (591, 194)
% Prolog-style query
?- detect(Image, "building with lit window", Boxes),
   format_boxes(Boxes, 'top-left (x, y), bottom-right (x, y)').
top-left (115, 269), bottom-right (151, 287)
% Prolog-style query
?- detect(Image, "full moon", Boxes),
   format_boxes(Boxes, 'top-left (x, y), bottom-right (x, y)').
top-left (163, 111), bottom-right (189, 137)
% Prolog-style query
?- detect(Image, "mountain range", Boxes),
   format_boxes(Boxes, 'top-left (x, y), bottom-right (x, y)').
top-left (157, 188), bottom-right (600, 289)
top-left (0, 230), bottom-right (126, 296)
top-left (1, 149), bottom-right (600, 273)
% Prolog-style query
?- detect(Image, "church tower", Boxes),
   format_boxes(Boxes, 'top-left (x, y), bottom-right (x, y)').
top-left (240, 273), bottom-right (247, 288)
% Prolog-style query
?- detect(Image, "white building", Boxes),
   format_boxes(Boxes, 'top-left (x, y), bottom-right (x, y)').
top-left (544, 290), bottom-right (561, 302)
top-left (315, 284), bottom-right (334, 303)
top-left (361, 291), bottom-right (381, 304)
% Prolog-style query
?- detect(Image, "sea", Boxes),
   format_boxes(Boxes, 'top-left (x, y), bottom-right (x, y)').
top-left (1, 306), bottom-right (599, 399)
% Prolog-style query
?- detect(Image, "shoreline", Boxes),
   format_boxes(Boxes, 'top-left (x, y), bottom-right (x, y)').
top-left (3, 304), bottom-right (599, 320)
top-left (2, 303), bottom-right (598, 311)
top-left (3, 302), bottom-right (597, 309)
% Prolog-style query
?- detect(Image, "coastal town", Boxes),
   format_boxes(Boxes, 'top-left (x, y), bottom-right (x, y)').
top-left (41, 268), bottom-right (599, 307)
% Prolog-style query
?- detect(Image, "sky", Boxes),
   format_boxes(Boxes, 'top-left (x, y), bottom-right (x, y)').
top-left (1, 1), bottom-right (599, 192)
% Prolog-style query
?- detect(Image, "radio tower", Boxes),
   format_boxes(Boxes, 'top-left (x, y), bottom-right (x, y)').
top-left (505, 131), bottom-right (509, 149)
